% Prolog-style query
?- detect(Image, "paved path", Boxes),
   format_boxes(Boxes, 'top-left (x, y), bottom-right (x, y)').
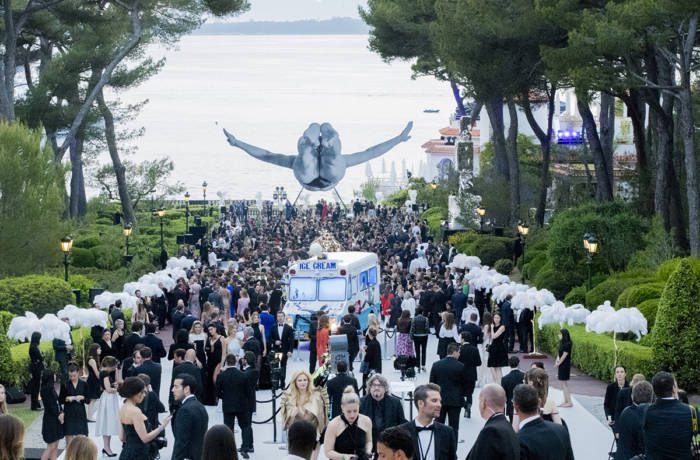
top-left (14, 327), bottom-right (618, 459)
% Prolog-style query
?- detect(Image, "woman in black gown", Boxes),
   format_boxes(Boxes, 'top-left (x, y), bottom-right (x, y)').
top-left (29, 331), bottom-right (44, 410)
top-left (118, 377), bottom-right (171, 460)
top-left (323, 387), bottom-right (373, 460)
top-left (555, 328), bottom-right (573, 407)
top-left (202, 324), bottom-right (223, 406)
top-left (85, 344), bottom-right (102, 422)
top-left (60, 363), bottom-right (89, 443)
top-left (487, 312), bottom-right (509, 383)
top-left (40, 369), bottom-right (64, 460)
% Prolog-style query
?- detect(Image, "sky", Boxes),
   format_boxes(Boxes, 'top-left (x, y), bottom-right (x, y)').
top-left (222, 0), bottom-right (369, 22)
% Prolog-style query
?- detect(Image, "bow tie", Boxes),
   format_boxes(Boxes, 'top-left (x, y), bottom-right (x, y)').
top-left (415, 425), bottom-right (434, 432)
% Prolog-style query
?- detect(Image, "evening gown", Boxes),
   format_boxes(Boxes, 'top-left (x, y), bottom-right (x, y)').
top-left (487, 327), bottom-right (509, 368)
top-left (61, 379), bottom-right (89, 436)
top-left (202, 337), bottom-right (222, 405)
top-left (558, 341), bottom-right (572, 381)
top-left (95, 370), bottom-right (120, 436)
top-left (119, 423), bottom-right (149, 460)
top-left (334, 415), bottom-right (367, 457)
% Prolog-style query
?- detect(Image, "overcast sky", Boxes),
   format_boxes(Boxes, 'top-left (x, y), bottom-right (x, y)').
top-left (223, 0), bottom-right (369, 21)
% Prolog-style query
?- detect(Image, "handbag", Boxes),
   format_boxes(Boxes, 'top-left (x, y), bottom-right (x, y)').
top-left (360, 361), bottom-right (370, 375)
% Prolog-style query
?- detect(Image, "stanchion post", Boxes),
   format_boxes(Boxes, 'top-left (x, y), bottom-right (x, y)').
top-left (408, 391), bottom-right (413, 420)
top-left (271, 387), bottom-right (277, 443)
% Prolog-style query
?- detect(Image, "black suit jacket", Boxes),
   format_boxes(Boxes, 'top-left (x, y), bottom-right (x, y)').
top-left (459, 322), bottom-right (484, 344)
top-left (326, 373), bottom-right (359, 419)
top-left (339, 323), bottom-right (359, 355)
top-left (142, 334), bottom-right (166, 363)
top-left (429, 356), bottom-right (465, 407)
top-left (400, 420), bottom-right (457, 460)
top-left (216, 367), bottom-right (251, 414)
top-left (467, 413), bottom-right (520, 460)
top-left (643, 399), bottom-right (694, 460)
top-left (172, 396), bottom-right (208, 460)
top-left (138, 360), bottom-right (162, 397)
top-left (171, 362), bottom-right (203, 400)
top-left (243, 366), bottom-right (259, 412)
top-left (615, 404), bottom-right (644, 460)
top-left (518, 417), bottom-right (574, 460)
top-left (501, 369), bottom-right (525, 419)
top-left (269, 323), bottom-right (295, 354)
top-left (122, 333), bottom-right (143, 361)
top-left (458, 342), bottom-right (482, 382)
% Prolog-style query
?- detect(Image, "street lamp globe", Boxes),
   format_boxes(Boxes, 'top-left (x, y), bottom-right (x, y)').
top-left (583, 232), bottom-right (591, 251)
top-left (477, 206), bottom-right (486, 217)
top-left (60, 236), bottom-right (73, 253)
top-left (202, 181), bottom-right (208, 193)
top-left (123, 223), bottom-right (133, 237)
top-left (157, 208), bottom-right (165, 218)
top-left (587, 236), bottom-right (599, 254)
top-left (184, 191), bottom-right (190, 203)
top-left (430, 181), bottom-right (438, 190)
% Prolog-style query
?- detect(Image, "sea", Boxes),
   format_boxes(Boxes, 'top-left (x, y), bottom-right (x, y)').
top-left (105, 34), bottom-right (454, 203)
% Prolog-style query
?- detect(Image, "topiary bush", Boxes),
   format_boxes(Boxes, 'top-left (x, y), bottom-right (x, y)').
top-left (66, 274), bottom-right (96, 307)
top-left (0, 275), bottom-right (74, 316)
top-left (563, 286), bottom-right (587, 306)
top-left (73, 235), bottom-right (102, 250)
top-left (652, 259), bottom-right (700, 391)
top-left (637, 298), bottom-right (660, 330)
top-left (470, 237), bottom-right (512, 267)
top-left (494, 258), bottom-right (514, 275)
top-left (0, 311), bottom-right (16, 385)
top-left (615, 282), bottom-right (665, 309)
top-left (584, 276), bottom-right (652, 310)
top-left (522, 251), bottom-right (548, 281)
top-left (533, 263), bottom-right (584, 300)
top-left (448, 230), bottom-right (481, 254)
top-left (71, 247), bottom-right (97, 268)
top-left (90, 244), bottom-right (122, 270)
top-left (655, 257), bottom-right (700, 282)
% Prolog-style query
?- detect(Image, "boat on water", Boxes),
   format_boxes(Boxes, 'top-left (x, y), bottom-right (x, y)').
top-left (423, 109), bottom-right (440, 113)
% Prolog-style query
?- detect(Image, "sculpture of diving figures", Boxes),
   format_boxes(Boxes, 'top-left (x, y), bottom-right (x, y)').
top-left (223, 121), bottom-right (413, 194)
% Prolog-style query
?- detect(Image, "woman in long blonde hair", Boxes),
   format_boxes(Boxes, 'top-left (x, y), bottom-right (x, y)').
top-left (280, 370), bottom-right (328, 458)
top-left (64, 435), bottom-right (98, 460)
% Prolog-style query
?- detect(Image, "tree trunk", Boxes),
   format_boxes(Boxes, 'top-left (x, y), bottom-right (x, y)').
top-left (599, 92), bottom-right (615, 187)
top-left (577, 97), bottom-right (614, 201)
top-left (621, 90), bottom-right (653, 215)
top-left (522, 86), bottom-right (555, 226)
top-left (1, 0), bottom-right (18, 120)
top-left (449, 79), bottom-right (467, 118)
top-left (506, 100), bottom-right (520, 224)
top-left (97, 90), bottom-right (136, 225)
top-left (484, 96), bottom-right (510, 181)
top-left (68, 135), bottom-right (87, 219)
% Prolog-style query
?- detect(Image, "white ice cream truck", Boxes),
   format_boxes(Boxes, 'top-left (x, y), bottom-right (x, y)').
top-left (283, 251), bottom-right (381, 339)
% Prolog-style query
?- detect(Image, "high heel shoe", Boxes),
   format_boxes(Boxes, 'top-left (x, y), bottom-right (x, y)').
top-left (102, 449), bottom-right (117, 457)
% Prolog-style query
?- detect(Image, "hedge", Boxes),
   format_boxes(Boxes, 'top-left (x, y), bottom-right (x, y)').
top-left (494, 258), bottom-right (513, 275)
top-left (563, 286), bottom-right (587, 306)
top-left (471, 238), bottom-right (512, 266)
top-left (0, 275), bottom-right (75, 316)
top-left (615, 282), bottom-right (665, 309)
top-left (533, 262), bottom-right (584, 300)
top-left (0, 312), bottom-right (15, 386)
top-left (522, 251), bottom-right (548, 281)
top-left (656, 257), bottom-right (700, 282)
top-left (652, 259), bottom-right (700, 391)
top-left (584, 276), bottom-right (652, 310)
top-left (637, 298), bottom-right (660, 329)
top-left (538, 323), bottom-right (653, 381)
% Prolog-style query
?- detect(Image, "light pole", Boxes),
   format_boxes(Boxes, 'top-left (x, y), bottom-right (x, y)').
top-left (60, 236), bottom-right (73, 282)
top-left (584, 233), bottom-right (599, 290)
top-left (184, 191), bottom-right (191, 232)
top-left (517, 222), bottom-right (529, 281)
top-left (156, 208), bottom-right (167, 269)
top-left (477, 206), bottom-right (486, 233)
top-left (202, 181), bottom-right (208, 216)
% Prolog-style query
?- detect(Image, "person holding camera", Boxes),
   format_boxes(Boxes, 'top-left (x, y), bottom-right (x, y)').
top-left (118, 376), bottom-right (171, 460)
top-left (323, 386), bottom-right (373, 460)
top-left (269, 311), bottom-right (295, 387)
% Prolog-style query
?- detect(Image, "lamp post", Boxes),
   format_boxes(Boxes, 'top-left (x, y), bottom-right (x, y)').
top-left (584, 233), bottom-right (599, 290)
top-left (60, 236), bottom-right (73, 282)
top-left (202, 181), bottom-right (208, 216)
top-left (517, 222), bottom-right (529, 281)
top-left (184, 191), bottom-right (191, 232)
top-left (430, 180), bottom-right (438, 190)
top-left (156, 208), bottom-right (167, 269)
top-left (477, 206), bottom-right (486, 233)
top-left (123, 223), bottom-right (133, 266)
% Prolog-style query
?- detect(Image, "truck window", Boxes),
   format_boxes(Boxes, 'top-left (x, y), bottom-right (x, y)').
top-left (359, 271), bottom-right (369, 291)
top-left (368, 266), bottom-right (377, 286)
top-left (289, 278), bottom-right (316, 301)
top-left (318, 278), bottom-right (347, 301)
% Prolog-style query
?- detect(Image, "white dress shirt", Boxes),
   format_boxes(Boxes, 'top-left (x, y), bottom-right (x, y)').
top-left (414, 418), bottom-right (436, 460)
top-left (519, 414), bottom-right (540, 430)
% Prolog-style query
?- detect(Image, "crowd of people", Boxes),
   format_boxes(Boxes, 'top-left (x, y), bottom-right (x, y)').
top-left (1, 201), bottom-right (699, 460)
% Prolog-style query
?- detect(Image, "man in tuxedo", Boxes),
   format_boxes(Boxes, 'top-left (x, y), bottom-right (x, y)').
top-left (643, 371), bottom-right (694, 460)
top-left (501, 356), bottom-right (525, 421)
top-left (399, 383), bottom-right (457, 460)
top-left (376, 426), bottom-right (415, 460)
top-left (429, 342), bottom-right (465, 442)
top-left (269, 311), bottom-right (295, 386)
top-left (137, 347), bottom-right (163, 399)
top-left (514, 384), bottom-right (574, 460)
top-left (170, 349), bottom-right (202, 409)
top-left (142, 323), bottom-right (166, 363)
top-left (217, 354), bottom-right (254, 459)
top-left (122, 321), bottom-right (144, 360)
top-left (242, 351), bottom-right (259, 418)
top-left (123, 344), bottom-right (144, 378)
top-left (500, 295), bottom-right (515, 352)
top-left (172, 374), bottom-right (208, 460)
top-left (467, 383), bottom-right (519, 460)
top-left (451, 287), bottom-right (467, 326)
top-left (459, 312), bottom-right (483, 345)
top-left (338, 315), bottom-right (359, 371)
top-left (516, 306), bottom-right (534, 353)
top-left (285, 420), bottom-right (318, 460)
top-left (326, 360), bottom-right (359, 419)
top-left (458, 332), bottom-right (481, 418)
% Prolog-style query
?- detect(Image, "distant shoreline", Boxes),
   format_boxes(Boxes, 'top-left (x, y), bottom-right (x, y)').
top-left (195, 17), bottom-right (371, 35)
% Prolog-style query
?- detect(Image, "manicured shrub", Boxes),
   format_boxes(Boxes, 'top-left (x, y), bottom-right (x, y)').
top-left (637, 298), bottom-right (660, 330)
top-left (0, 275), bottom-right (74, 316)
top-left (655, 257), bottom-right (700, 282)
top-left (90, 244), bottom-right (122, 270)
top-left (471, 237), bottom-right (511, 267)
top-left (615, 282), bottom-right (665, 309)
top-left (448, 230), bottom-right (481, 253)
top-left (563, 286), bottom-right (587, 306)
top-left (0, 312), bottom-right (16, 386)
top-left (584, 277), bottom-right (652, 310)
top-left (71, 247), bottom-right (96, 268)
top-left (73, 235), bottom-right (102, 250)
top-left (66, 274), bottom-right (96, 307)
top-left (533, 263), bottom-right (584, 300)
top-left (538, 323), bottom-right (653, 381)
top-left (494, 258), bottom-right (513, 275)
top-left (652, 259), bottom-right (700, 391)
top-left (522, 252), bottom-right (548, 281)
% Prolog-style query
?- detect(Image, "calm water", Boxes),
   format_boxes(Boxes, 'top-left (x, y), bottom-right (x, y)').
top-left (107, 35), bottom-right (453, 202)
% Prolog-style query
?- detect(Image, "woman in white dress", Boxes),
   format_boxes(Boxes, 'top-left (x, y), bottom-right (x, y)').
top-left (400, 291), bottom-right (416, 317)
top-left (94, 356), bottom-right (120, 457)
top-left (477, 311), bottom-right (493, 387)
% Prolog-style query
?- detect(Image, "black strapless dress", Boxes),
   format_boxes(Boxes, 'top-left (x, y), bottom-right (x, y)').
top-left (119, 423), bottom-right (149, 460)
top-left (334, 415), bottom-right (368, 457)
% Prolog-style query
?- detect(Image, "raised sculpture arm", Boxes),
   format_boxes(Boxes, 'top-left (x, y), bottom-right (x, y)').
top-left (343, 121), bottom-right (413, 167)
top-left (223, 129), bottom-right (295, 169)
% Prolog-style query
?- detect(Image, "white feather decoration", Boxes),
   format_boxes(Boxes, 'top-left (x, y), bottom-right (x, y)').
top-left (492, 283), bottom-right (529, 303)
top-left (565, 304), bottom-right (591, 326)
top-left (138, 272), bottom-right (176, 292)
top-left (123, 282), bottom-right (164, 298)
top-left (39, 314), bottom-right (72, 343)
top-left (92, 291), bottom-right (139, 310)
top-left (7, 312), bottom-right (42, 341)
top-left (448, 254), bottom-right (482, 270)
top-left (57, 304), bottom-right (108, 329)
top-left (166, 257), bottom-right (196, 270)
top-left (538, 301), bottom-right (567, 329)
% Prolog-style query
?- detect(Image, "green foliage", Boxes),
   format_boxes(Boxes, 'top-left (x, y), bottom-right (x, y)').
top-left (494, 258), bottom-right (513, 275)
top-left (422, 207), bottom-right (448, 237)
top-left (615, 282), bottom-right (665, 309)
top-left (66, 274), bottom-right (96, 307)
top-left (0, 312), bottom-right (16, 385)
top-left (382, 189), bottom-right (409, 208)
top-left (637, 298), bottom-right (660, 330)
top-left (522, 251), bottom-right (548, 281)
top-left (471, 238), bottom-right (512, 267)
top-left (628, 217), bottom-right (681, 270)
top-left (538, 323), bottom-right (653, 381)
top-left (359, 178), bottom-right (381, 202)
top-left (448, 231), bottom-right (481, 253)
top-left (0, 122), bottom-right (66, 276)
top-left (73, 235), bottom-right (102, 250)
top-left (71, 247), bottom-right (97, 268)
top-left (0, 275), bottom-right (74, 316)
top-left (652, 259), bottom-right (700, 391)
top-left (584, 276), bottom-right (652, 310)
top-left (90, 245), bottom-right (122, 270)
top-left (656, 257), bottom-right (700, 282)
top-left (563, 286), bottom-right (587, 306)
top-left (546, 202), bottom-right (648, 273)
top-left (533, 264), bottom-right (584, 300)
